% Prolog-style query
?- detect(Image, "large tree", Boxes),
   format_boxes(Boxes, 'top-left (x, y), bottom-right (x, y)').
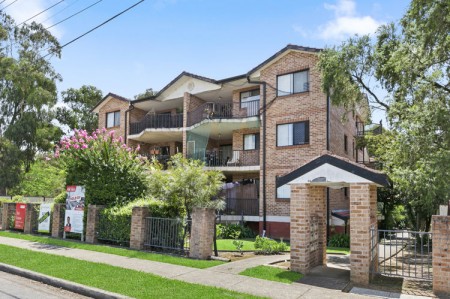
top-left (0, 13), bottom-right (63, 171)
top-left (318, 0), bottom-right (450, 230)
top-left (57, 85), bottom-right (103, 133)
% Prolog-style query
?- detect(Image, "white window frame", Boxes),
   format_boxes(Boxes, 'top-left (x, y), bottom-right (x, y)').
top-left (277, 70), bottom-right (309, 96)
top-left (106, 111), bottom-right (120, 128)
top-left (276, 121), bottom-right (309, 147)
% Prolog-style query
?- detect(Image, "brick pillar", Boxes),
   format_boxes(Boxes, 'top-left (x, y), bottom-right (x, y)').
top-left (190, 207), bottom-right (215, 259)
top-left (432, 216), bottom-right (450, 296)
top-left (51, 203), bottom-right (65, 238)
top-left (85, 205), bottom-right (105, 244)
top-left (1, 203), bottom-right (16, 230)
top-left (24, 203), bottom-right (40, 234)
top-left (290, 184), bottom-right (326, 274)
top-left (350, 183), bottom-right (377, 285)
top-left (130, 206), bottom-right (149, 250)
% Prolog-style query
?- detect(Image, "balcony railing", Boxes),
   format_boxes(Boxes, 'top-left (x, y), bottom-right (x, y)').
top-left (130, 113), bottom-right (183, 135)
top-left (188, 149), bottom-right (259, 167)
top-left (187, 100), bottom-right (259, 127)
top-left (356, 121), bottom-right (382, 136)
top-left (220, 198), bottom-right (259, 216)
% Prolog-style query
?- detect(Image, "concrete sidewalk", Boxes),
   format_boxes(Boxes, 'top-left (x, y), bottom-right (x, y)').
top-left (0, 236), bottom-right (398, 299)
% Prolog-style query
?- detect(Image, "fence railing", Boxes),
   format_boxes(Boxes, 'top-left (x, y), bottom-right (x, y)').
top-left (373, 229), bottom-right (433, 281)
top-left (187, 100), bottom-right (259, 127)
top-left (130, 113), bottom-right (183, 135)
top-left (188, 149), bottom-right (260, 167)
top-left (220, 198), bottom-right (259, 216)
top-left (143, 217), bottom-right (192, 254)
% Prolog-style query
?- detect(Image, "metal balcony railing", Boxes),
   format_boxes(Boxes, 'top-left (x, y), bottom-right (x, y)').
top-left (130, 113), bottom-right (183, 135)
top-left (220, 198), bottom-right (259, 216)
top-left (187, 100), bottom-right (259, 127)
top-left (188, 149), bottom-right (260, 167)
top-left (356, 120), bottom-right (383, 137)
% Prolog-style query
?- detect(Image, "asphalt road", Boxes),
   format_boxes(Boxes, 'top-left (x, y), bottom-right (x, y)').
top-left (0, 271), bottom-right (90, 299)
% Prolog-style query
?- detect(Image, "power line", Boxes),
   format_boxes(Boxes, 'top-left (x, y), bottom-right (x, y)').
top-left (46, 0), bottom-right (102, 30)
top-left (0, 0), bottom-right (20, 11)
top-left (0, 0), bottom-right (8, 6)
top-left (44, 0), bottom-right (145, 58)
top-left (40, 0), bottom-right (81, 24)
top-left (18, 0), bottom-right (65, 26)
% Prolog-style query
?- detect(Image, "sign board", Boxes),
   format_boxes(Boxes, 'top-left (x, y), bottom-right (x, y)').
top-left (64, 185), bottom-right (85, 235)
top-left (38, 203), bottom-right (52, 233)
top-left (14, 203), bottom-right (26, 230)
top-left (439, 205), bottom-right (448, 216)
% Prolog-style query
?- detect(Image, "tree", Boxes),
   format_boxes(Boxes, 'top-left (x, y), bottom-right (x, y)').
top-left (134, 88), bottom-right (157, 100)
top-left (0, 137), bottom-right (22, 192)
top-left (57, 85), bottom-right (103, 133)
top-left (0, 13), bottom-right (62, 171)
top-left (318, 0), bottom-right (450, 230)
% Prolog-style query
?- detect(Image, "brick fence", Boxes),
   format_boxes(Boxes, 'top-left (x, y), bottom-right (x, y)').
top-left (432, 215), bottom-right (450, 296)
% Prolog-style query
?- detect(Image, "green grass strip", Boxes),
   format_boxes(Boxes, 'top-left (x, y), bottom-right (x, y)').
top-left (0, 244), bottom-right (261, 299)
top-left (0, 231), bottom-right (223, 269)
top-left (240, 265), bottom-right (303, 284)
top-left (326, 247), bottom-right (350, 255)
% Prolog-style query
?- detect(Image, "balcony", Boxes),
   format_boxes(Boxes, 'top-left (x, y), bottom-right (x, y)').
top-left (188, 149), bottom-right (260, 168)
top-left (356, 121), bottom-right (383, 137)
top-left (220, 198), bottom-right (259, 216)
top-left (130, 113), bottom-right (183, 135)
top-left (187, 100), bottom-right (259, 127)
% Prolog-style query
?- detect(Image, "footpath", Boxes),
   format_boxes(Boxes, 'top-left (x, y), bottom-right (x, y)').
top-left (0, 236), bottom-right (430, 299)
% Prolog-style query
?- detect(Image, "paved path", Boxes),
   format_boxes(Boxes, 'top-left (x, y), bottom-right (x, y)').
top-left (0, 236), bottom-right (370, 299)
top-left (0, 271), bottom-right (90, 299)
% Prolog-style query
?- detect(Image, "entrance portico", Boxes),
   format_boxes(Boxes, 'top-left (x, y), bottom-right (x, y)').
top-left (277, 154), bottom-right (389, 285)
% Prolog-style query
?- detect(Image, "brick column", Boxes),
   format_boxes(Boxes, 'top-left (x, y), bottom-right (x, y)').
top-left (432, 215), bottom-right (450, 296)
top-left (349, 183), bottom-right (377, 285)
top-left (130, 206), bottom-right (149, 250)
top-left (1, 203), bottom-right (16, 230)
top-left (24, 203), bottom-right (40, 234)
top-left (51, 203), bottom-right (65, 238)
top-left (290, 184), bottom-right (326, 273)
top-left (190, 207), bottom-right (215, 259)
top-left (85, 205), bottom-right (105, 244)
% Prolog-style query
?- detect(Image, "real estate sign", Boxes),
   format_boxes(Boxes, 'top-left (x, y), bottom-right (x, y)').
top-left (64, 186), bottom-right (85, 234)
top-left (14, 203), bottom-right (26, 230)
top-left (38, 203), bottom-right (52, 233)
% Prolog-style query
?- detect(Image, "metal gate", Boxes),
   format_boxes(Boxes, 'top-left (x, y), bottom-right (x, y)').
top-left (371, 229), bottom-right (432, 281)
top-left (143, 217), bottom-right (191, 255)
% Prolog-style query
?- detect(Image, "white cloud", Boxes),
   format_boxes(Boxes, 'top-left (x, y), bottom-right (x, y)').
top-left (318, 0), bottom-right (381, 41)
top-left (6, 0), bottom-right (63, 39)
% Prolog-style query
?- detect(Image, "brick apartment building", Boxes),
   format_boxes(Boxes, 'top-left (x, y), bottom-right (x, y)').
top-left (93, 45), bottom-right (375, 239)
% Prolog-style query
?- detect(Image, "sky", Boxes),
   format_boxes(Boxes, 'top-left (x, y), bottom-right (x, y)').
top-left (3, 0), bottom-right (410, 123)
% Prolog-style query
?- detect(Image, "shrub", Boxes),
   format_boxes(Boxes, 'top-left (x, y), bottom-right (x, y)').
top-left (216, 223), bottom-right (256, 239)
top-left (53, 191), bottom-right (67, 204)
top-left (11, 195), bottom-right (25, 202)
top-left (56, 129), bottom-right (148, 208)
top-left (254, 236), bottom-right (287, 254)
top-left (328, 233), bottom-right (350, 248)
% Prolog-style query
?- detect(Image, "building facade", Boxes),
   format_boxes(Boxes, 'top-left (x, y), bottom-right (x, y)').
top-left (93, 45), bottom-right (374, 239)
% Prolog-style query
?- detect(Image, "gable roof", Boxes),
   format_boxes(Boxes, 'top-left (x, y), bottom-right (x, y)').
top-left (276, 154), bottom-right (389, 188)
top-left (91, 92), bottom-right (130, 113)
top-left (247, 44), bottom-right (322, 78)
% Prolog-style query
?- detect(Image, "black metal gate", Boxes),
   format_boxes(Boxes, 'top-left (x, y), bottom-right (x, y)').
top-left (372, 229), bottom-right (432, 281)
top-left (143, 217), bottom-right (191, 255)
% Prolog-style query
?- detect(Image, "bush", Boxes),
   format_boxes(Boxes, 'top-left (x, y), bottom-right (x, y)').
top-left (216, 223), bottom-right (256, 239)
top-left (328, 233), bottom-right (350, 248)
top-left (53, 191), bottom-right (67, 204)
top-left (254, 236), bottom-right (287, 254)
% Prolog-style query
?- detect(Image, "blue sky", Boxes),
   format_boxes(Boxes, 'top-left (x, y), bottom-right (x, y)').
top-left (5, 0), bottom-right (410, 121)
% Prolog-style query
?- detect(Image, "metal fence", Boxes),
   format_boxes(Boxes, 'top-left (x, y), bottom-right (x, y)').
top-left (188, 149), bottom-right (259, 167)
top-left (373, 229), bottom-right (433, 281)
top-left (96, 211), bottom-right (131, 247)
top-left (143, 217), bottom-right (191, 255)
top-left (130, 113), bottom-right (183, 135)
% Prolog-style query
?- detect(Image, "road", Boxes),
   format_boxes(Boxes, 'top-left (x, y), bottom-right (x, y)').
top-left (0, 271), bottom-right (91, 299)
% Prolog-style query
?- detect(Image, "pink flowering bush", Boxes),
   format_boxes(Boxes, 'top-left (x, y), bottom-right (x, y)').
top-left (56, 128), bottom-right (148, 207)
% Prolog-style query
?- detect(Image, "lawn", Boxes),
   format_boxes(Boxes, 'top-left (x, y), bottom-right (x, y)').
top-left (240, 266), bottom-right (303, 284)
top-left (0, 244), bottom-right (261, 299)
top-left (216, 238), bottom-right (349, 255)
top-left (0, 231), bottom-right (223, 269)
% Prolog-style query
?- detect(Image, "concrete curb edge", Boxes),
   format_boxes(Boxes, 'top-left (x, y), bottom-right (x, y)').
top-left (0, 262), bottom-right (132, 299)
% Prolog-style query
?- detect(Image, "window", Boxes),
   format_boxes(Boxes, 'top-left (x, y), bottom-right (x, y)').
top-left (106, 111), bottom-right (120, 128)
top-left (344, 135), bottom-right (348, 153)
top-left (240, 89), bottom-right (260, 116)
top-left (277, 121), bottom-right (309, 146)
top-left (277, 184), bottom-right (291, 199)
top-left (277, 70), bottom-right (309, 96)
top-left (243, 134), bottom-right (259, 150)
